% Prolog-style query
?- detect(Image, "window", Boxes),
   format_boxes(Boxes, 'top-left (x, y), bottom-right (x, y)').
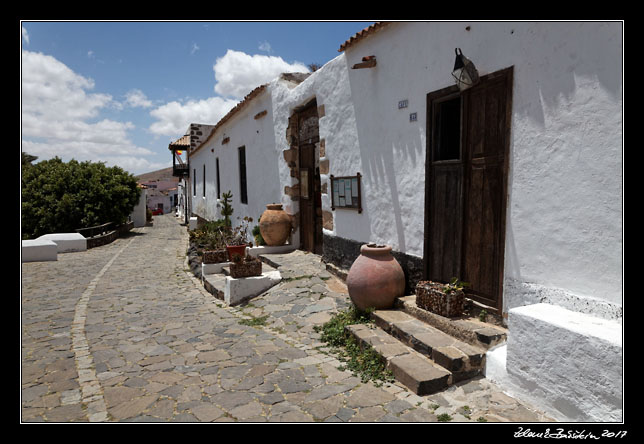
top-left (433, 95), bottom-right (461, 161)
top-left (216, 158), bottom-right (221, 199)
top-left (203, 164), bottom-right (206, 197)
top-left (193, 168), bottom-right (196, 196)
top-left (238, 146), bottom-right (248, 204)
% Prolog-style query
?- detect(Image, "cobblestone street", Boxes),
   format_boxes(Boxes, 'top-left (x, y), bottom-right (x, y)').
top-left (21, 214), bottom-right (554, 422)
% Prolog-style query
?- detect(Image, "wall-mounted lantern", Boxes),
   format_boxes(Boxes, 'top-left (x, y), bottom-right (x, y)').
top-left (452, 48), bottom-right (479, 91)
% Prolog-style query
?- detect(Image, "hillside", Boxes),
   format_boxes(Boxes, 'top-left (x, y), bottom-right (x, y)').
top-left (136, 167), bottom-right (177, 183)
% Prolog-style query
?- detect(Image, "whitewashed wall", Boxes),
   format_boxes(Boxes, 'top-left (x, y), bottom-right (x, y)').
top-left (189, 89), bottom-right (283, 229)
top-left (292, 21), bottom-right (622, 312)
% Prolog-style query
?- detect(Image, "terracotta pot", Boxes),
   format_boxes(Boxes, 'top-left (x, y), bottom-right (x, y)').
top-left (226, 244), bottom-right (247, 261)
top-left (259, 204), bottom-right (292, 246)
top-left (346, 244), bottom-right (405, 311)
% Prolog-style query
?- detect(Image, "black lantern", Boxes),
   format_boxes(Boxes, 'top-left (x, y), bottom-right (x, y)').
top-left (452, 48), bottom-right (479, 91)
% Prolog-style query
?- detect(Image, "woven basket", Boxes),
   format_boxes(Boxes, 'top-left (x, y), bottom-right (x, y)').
top-left (229, 260), bottom-right (262, 278)
top-left (416, 280), bottom-right (464, 318)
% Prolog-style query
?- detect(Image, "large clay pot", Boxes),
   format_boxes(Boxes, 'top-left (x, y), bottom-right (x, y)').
top-left (346, 244), bottom-right (406, 311)
top-left (259, 204), bottom-right (292, 246)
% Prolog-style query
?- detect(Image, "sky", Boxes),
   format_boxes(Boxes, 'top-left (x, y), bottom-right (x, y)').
top-left (21, 21), bottom-right (374, 175)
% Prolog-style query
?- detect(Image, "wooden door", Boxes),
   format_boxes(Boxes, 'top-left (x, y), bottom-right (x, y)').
top-left (460, 69), bottom-right (512, 310)
top-left (296, 101), bottom-right (321, 253)
top-left (425, 67), bottom-right (513, 313)
top-left (299, 143), bottom-right (316, 252)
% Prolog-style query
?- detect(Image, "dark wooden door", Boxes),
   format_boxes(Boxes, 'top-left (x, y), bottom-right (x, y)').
top-left (297, 101), bottom-right (321, 253)
top-left (460, 69), bottom-right (512, 310)
top-left (299, 143), bottom-right (316, 252)
top-left (425, 67), bottom-right (513, 313)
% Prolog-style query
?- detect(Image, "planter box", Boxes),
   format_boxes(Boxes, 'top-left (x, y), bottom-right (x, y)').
top-left (203, 249), bottom-right (228, 264)
top-left (229, 260), bottom-right (262, 278)
top-left (416, 280), bottom-right (464, 318)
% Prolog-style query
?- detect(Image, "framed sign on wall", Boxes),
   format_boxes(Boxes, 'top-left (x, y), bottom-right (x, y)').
top-left (330, 173), bottom-right (362, 213)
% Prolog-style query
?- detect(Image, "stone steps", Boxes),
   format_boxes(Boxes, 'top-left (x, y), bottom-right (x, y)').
top-left (345, 303), bottom-right (501, 396)
top-left (395, 295), bottom-right (507, 350)
top-left (345, 323), bottom-right (451, 395)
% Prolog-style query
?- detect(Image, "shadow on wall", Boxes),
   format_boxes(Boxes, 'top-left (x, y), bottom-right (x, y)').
top-left (344, 56), bottom-right (424, 256)
top-left (511, 22), bottom-right (622, 128)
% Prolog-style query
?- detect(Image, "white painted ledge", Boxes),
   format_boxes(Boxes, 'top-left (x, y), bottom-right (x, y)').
top-left (503, 303), bottom-right (622, 422)
top-left (22, 239), bottom-right (58, 262)
top-left (36, 233), bottom-right (87, 253)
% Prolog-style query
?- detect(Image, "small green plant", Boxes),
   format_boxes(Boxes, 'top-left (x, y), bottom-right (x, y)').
top-left (315, 305), bottom-right (393, 384)
top-left (444, 277), bottom-right (470, 294)
top-left (479, 309), bottom-right (488, 323)
top-left (220, 190), bottom-right (234, 227)
top-left (238, 314), bottom-right (269, 327)
top-left (437, 413), bottom-right (453, 422)
top-left (252, 215), bottom-right (266, 246)
top-left (476, 416), bottom-right (488, 422)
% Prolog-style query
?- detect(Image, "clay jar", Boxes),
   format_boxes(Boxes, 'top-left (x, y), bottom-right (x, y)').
top-left (259, 204), bottom-right (292, 246)
top-left (346, 243), bottom-right (406, 311)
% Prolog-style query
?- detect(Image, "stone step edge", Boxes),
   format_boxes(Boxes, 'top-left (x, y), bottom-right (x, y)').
top-left (345, 323), bottom-right (452, 396)
top-left (394, 295), bottom-right (507, 349)
top-left (371, 310), bottom-right (485, 382)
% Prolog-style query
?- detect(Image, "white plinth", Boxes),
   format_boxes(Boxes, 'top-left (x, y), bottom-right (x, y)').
top-left (188, 217), bottom-right (198, 230)
top-left (36, 233), bottom-right (87, 253)
top-left (22, 239), bottom-right (58, 262)
top-left (202, 261), bottom-right (231, 276)
top-left (247, 244), bottom-right (296, 257)
top-left (224, 270), bottom-right (281, 306)
top-left (506, 303), bottom-right (622, 422)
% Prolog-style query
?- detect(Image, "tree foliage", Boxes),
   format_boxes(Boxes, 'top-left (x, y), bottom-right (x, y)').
top-left (21, 156), bottom-right (141, 239)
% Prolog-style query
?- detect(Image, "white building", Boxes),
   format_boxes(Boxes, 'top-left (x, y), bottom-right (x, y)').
top-left (184, 21), bottom-right (623, 422)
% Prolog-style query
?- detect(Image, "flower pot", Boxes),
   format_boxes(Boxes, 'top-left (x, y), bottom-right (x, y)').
top-left (226, 244), bottom-right (247, 261)
top-left (346, 244), bottom-right (405, 311)
top-left (203, 249), bottom-right (228, 264)
top-left (416, 281), bottom-right (464, 318)
top-left (229, 260), bottom-right (262, 278)
top-left (259, 204), bottom-right (292, 246)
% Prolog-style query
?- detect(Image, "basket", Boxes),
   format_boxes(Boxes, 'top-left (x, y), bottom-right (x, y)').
top-left (229, 260), bottom-right (262, 278)
top-left (416, 280), bottom-right (464, 318)
top-left (202, 249), bottom-right (228, 264)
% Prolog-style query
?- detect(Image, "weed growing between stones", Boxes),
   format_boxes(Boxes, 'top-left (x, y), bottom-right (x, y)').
top-left (314, 305), bottom-right (394, 386)
top-left (238, 314), bottom-right (269, 327)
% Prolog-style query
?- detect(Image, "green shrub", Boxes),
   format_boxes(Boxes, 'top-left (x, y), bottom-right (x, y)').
top-left (21, 156), bottom-right (141, 239)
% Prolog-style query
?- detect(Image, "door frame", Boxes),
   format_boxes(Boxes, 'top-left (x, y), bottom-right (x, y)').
top-left (294, 99), bottom-right (322, 254)
top-left (423, 67), bottom-right (513, 314)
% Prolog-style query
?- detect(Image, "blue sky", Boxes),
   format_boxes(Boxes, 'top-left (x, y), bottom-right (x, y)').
top-left (21, 21), bottom-right (374, 175)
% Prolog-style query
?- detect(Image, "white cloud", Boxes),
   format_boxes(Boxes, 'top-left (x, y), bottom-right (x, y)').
top-left (21, 50), bottom-right (157, 174)
top-left (213, 49), bottom-right (309, 99)
top-left (22, 26), bottom-right (29, 44)
top-left (191, 42), bottom-right (200, 55)
top-left (125, 89), bottom-right (153, 108)
top-left (149, 96), bottom-right (238, 136)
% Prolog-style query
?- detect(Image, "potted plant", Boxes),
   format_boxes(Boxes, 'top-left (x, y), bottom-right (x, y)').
top-left (224, 216), bottom-right (253, 261)
top-left (415, 277), bottom-right (469, 318)
top-left (202, 228), bottom-right (228, 264)
top-left (229, 253), bottom-right (262, 278)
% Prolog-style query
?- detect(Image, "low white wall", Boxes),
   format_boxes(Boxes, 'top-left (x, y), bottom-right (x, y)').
top-left (131, 188), bottom-right (147, 228)
top-left (506, 303), bottom-right (622, 422)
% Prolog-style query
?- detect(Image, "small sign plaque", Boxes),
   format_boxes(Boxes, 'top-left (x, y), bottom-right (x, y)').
top-left (409, 112), bottom-right (417, 122)
top-left (398, 99), bottom-right (408, 109)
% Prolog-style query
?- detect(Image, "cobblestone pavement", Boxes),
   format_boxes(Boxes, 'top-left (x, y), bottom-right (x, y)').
top-left (21, 214), bottom-right (555, 422)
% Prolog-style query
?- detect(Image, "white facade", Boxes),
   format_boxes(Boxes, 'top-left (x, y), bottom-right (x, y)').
top-left (188, 85), bottom-right (291, 229)
top-left (185, 21), bottom-right (623, 421)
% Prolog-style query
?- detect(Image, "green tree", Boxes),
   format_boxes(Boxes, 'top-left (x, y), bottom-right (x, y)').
top-left (21, 156), bottom-right (141, 239)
